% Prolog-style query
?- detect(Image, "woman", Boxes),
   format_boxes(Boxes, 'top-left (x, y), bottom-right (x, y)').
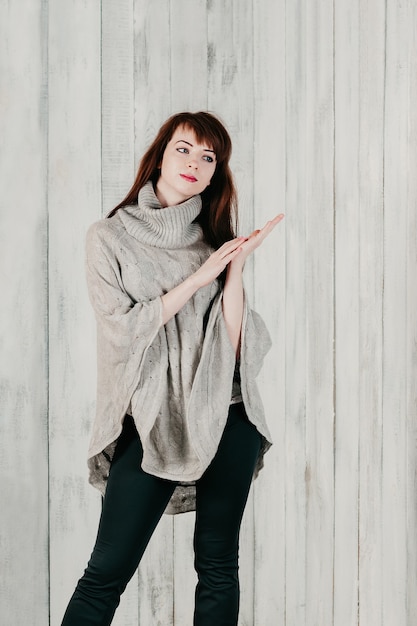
top-left (61, 111), bottom-right (284, 625)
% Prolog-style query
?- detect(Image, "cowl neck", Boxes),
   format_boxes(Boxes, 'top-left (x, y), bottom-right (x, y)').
top-left (118, 181), bottom-right (203, 249)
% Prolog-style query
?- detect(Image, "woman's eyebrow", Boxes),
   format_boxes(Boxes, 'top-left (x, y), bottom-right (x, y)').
top-left (175, 140), bottom-right (215, 154)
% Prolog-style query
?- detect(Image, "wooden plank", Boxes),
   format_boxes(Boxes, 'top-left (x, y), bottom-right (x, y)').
top-left (208, 0), bottom-right (255, 240)
top-left (173, 512), bottom-right (196, 626)
top-left (133, 2), bottom-right (175, 624)
top-left (406, 4), bottom-right (417, 623)
top-left (357, 3), bottom-right (385, 625)
top-left (47, 1), bottom-right (102, 623)
top-left (284, 0), bottom-right (308, 622)
top-left (0, 1), bottom-right (49, 623)
top-left (382, 1), bottom-right (409, 623)
top-left (252, 0), bottom-right (286, 624)
top-left (101, 0), bottom-right (135, 215)
top-left (170, 0), bottom-right (208, 113)
top-left (134, 0), bottom-right (172, 164)
top-left (304, 2), bottom-right (335, 624)
top-left (333, 2), bottom-right (360, 624)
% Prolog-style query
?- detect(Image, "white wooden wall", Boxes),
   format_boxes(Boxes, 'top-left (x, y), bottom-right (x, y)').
top-left (1, 1), bottom-right (416, 624)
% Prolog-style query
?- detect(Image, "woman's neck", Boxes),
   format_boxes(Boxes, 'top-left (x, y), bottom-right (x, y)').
top-left (155, 178), bottom-right (194, 208)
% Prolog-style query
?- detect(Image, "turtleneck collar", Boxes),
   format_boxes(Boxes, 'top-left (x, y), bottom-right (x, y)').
top-left (118, 181), bottom-right (203, 249)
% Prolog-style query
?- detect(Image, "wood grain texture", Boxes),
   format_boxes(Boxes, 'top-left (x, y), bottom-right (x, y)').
top-left (47, 1), bottom-right (102, 623)
top-left (134, 0), bottom-right (172, 164)
top-left (101, 0), bottom-right (135, 216)
top-left (406, 4), bottom-right (417, 623)
top-left (383, 1), bottom-right (409, 623)
top-left (334, 1), bottom-right (360, 624)
top-left (0, 1), bottom-right (49, 624)
top-left (284, 1), bottom-right (309, 622)
top-left (357, 2), bottom-right (385, 625)
top-left (304, 2), bottom-right (335, 624)
top-left (252, 0), bottom-right (286, 624)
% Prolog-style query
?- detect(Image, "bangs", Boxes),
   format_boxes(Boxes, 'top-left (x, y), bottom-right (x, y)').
top-left (171, 113), bottom-right (231, 163)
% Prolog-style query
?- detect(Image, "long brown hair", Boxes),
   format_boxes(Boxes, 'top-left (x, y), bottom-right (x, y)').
top-left (107, 112), bottom-right (238, 248)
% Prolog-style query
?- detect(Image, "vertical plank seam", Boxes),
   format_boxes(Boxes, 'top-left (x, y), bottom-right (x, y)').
top-left (357, 4), bottom-right (363, 624)
top-left (284, 1), bottom-right (288, 622)
top-left (332, 2), bottom-right (337, 625)
top-left (44, 0), bottom-right (51, 621)
top-left (357, 3), bottom-right (361, 593)
top-left (381, 1), bottom-right (388, 624)
top-left (406, 5), bottom-right (413, 622)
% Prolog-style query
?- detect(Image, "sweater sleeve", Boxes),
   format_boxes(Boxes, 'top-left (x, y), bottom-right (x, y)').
top-left (85, 220), bottom-right (164, 457)
top-left (85, 221), bottom-right (163, 343)
top-left (238, 293), bottom-right (273, 448)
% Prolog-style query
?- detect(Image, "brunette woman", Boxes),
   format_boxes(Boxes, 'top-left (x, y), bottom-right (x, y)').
top-left (61, 111), bottom-right (284, 625)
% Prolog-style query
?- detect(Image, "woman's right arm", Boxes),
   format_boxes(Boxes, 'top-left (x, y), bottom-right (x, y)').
top-left (160, 237), bottom-right (245, 325)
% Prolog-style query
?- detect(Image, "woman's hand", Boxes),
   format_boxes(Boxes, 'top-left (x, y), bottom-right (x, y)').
top-left (161, 217), bottom-right (284, 326)
top-left (191, 237), bottom-right (247, 288)
top-left (231, 213), bottom-right (285, 270)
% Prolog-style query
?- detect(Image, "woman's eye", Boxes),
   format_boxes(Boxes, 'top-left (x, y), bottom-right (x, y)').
top-left (177, 147), bottom-right (189, 154)
top-left (203, 155), bottom-right (214, 163)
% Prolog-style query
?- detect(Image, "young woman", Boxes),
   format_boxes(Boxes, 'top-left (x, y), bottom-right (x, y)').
top-left (61, 111), bottom-right (284, 625)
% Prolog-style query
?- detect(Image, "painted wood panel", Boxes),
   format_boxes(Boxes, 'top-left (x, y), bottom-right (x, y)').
top-left (0, 1), bottom-right (49, 624)
top-left (334, 2), bottom-right (361, 624)
top-left (406, 5), bottom-right (417, 624)
top-left (1, 1), bottom-right (417, 625)
top-left (383, 1), bottom-right (410, 622)
top-left (357, 1), bottom-right (385, 624)
top-left (252, 0), bottom-right (287, 623)
top-left (47, 1), bottom-right (102, 624)
top-left (304, 3), bottom-right (335, 624)
top-left (284, 2), bottom-right (309, 622)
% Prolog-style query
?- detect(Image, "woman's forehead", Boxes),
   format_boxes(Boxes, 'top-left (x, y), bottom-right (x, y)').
top-left (170, 124), bottom-right (214, 151)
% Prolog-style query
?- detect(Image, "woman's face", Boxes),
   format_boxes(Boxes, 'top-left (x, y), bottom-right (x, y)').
top-left (155, 125), bottom-right (217, 207)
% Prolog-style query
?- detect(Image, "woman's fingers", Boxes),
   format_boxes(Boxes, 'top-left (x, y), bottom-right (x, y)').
top-left (233, 214), bottom-right (284, 260)
top-left (261, 214), bottom-right (285, 232)
top-left (216, 215), bottom-right (284, 267)
top-left (246, 214), bottom-right (285, 240)
top-left (217, 237), bottom-right (246, 258)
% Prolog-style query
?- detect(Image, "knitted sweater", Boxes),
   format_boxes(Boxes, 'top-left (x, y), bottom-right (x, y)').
top-left (85, 181), bottom-right (273, 514)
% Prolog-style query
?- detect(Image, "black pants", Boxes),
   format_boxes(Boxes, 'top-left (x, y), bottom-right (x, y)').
top-left (61, 403), bottom-right (262, 626)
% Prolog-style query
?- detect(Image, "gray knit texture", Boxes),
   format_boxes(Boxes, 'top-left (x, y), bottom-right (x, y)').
top-left (85, 181), bottom-right (273, 514)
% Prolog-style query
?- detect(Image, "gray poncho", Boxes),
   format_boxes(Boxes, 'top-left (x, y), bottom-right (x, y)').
top-left (85, 181), bottom-right (273, 514)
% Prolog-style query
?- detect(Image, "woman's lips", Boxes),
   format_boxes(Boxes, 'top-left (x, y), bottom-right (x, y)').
top-left (180, 173), bottom-right (197, 183)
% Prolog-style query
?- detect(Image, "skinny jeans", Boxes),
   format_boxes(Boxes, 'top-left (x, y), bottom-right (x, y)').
top-left (61, 402), bottom-right (262, 626)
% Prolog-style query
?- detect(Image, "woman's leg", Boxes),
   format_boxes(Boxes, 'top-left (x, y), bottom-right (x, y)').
top-left (61, 416), bottom-right (176, 626)
top-left (193, 403), bottom-right (262, 626)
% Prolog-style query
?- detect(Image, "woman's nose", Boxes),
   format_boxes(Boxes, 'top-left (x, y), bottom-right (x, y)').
top-left (187, 158), bottom-right (198, 169)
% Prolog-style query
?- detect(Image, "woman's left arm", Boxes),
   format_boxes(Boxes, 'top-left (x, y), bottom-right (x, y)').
top-left (222, 213), bottom-right (285, 356)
